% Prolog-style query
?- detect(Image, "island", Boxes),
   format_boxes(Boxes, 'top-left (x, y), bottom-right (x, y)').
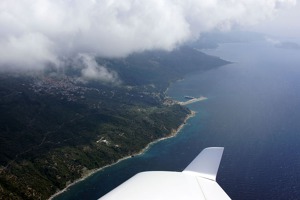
top-left (0, 46), bottom-right (229, 199)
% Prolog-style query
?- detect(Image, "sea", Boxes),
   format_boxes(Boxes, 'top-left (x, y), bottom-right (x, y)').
top-left (54, 40), bottom-right (300, 200)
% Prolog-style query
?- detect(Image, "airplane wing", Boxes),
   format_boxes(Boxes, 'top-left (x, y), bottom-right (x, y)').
top-left (99, 147), bottom-right (231, 200)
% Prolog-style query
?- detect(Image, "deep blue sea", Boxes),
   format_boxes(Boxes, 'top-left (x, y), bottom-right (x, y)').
top-left (54, 40), bottom-right (300, 200)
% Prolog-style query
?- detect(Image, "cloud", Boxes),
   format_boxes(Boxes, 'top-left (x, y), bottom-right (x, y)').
top-left (75, 53), bottom-right (120, 83)
top-left (0, 0), bottom-right (297, 70)
top-left (0, 32), bottom-right (58, 70)
top-left (247, 2), bottom-right (300, 38)
top-left (265, 37), bottom-right (281, 45)
top-left (265, 37), bottom-right (300, 50)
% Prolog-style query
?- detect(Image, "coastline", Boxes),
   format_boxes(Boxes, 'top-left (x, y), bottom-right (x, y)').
top-left (49, 110), bottom-right (196, 200)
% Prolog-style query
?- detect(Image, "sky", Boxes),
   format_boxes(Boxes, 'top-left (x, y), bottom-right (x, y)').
top-left (248, 2), bottom-right (300, 38)
top-left (0, 0), bottom-right (299, 80)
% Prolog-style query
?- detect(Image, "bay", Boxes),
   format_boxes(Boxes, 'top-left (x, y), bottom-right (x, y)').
top-left (54, 40), bottom-right (300, 200)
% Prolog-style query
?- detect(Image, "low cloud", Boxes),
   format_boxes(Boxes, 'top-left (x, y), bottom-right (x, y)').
top-left (0, 0), bottom-right (297, 71)
top-left (266, 37), bottom-right (300, 50)
top-left (265, 37), bottom-right (281, 45)
top-left (75, 54), bottom-right (120, 84)
top-left (0, 32), bottom-right (58, 70)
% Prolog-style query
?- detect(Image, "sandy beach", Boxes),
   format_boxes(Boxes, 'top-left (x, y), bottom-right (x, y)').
top-left (178, 96), bottom-right (208, 105)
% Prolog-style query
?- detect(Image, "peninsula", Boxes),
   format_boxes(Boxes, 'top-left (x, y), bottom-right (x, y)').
top-left (0, 46), bottom-right (229, 199)
top-left (178, 96), bottom-right (208, 105)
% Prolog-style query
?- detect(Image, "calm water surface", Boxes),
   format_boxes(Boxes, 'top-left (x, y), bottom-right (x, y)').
top-left (54, 41), bottom-right (300, 200)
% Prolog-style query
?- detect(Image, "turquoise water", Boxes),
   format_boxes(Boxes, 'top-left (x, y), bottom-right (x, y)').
top-left (54, 41), bottom-right (300, 200)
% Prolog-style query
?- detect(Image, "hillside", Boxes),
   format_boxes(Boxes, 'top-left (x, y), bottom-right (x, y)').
top-left (0, 46), bottom-right (229, 199)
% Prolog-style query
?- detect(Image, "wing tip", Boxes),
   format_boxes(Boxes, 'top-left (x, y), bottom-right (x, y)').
top-left (183, 147), bottom-right (224, 181)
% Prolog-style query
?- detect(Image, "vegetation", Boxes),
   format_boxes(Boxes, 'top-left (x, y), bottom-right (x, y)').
top-left (0, 46), bottom-right (228, 199)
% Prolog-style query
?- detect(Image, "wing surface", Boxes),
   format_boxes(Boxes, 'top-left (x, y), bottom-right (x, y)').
top-left (99, 147), bottom-right (231, 200)
top-left (183, 147), bottom-right (224, 181)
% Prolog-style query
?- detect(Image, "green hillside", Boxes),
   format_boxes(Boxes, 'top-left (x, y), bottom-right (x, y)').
top-left (0, 46), bottom-right (228, 199)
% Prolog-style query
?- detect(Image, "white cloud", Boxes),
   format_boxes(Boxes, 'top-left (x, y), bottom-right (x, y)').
top-left (265, 37), bottom-right (281, 45)
top-left (0, 0), bottom-right (297, 70)
top-left (0, 32), bottom-right (58, 70)
top-left (76, 53), bottom-right (120, 83)
top-left (247, 1), bottom-right (300, 38)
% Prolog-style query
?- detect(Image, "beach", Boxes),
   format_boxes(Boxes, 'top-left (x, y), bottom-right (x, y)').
top-left (178, 96), bottom-right (208, 105)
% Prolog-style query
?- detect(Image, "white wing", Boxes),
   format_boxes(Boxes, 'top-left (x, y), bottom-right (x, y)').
top-left (99, 147), bottom-right (231, 200)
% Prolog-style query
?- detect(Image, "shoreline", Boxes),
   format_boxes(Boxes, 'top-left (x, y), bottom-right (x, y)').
top-left (49, 110), bottom-right (196, 200)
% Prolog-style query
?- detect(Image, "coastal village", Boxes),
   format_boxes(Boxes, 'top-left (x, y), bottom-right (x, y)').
top-left (30, 76), bottom-right (100, 102)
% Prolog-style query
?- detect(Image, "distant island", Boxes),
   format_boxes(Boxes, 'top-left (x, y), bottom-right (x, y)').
top-left (275, 41), bottom-right (300, 50)
top-left (0, 46), bottom-right (229, 199)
